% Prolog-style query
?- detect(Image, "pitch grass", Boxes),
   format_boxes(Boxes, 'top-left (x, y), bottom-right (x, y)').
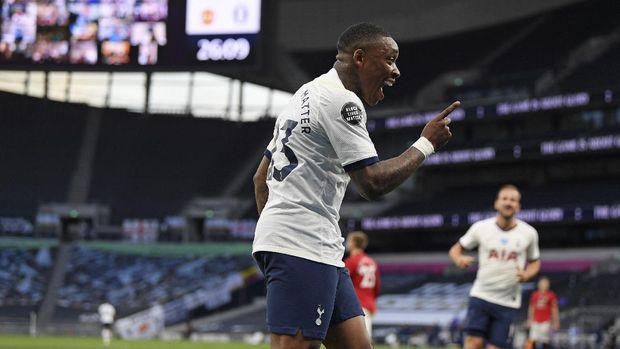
top-left (0, 335), bottom-right (415, 349)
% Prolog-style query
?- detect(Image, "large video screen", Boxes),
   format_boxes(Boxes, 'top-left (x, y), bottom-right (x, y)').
top-left (0, 0), bottom-right (263, 70)
top-left (0, 0), bottom-right (168, 66)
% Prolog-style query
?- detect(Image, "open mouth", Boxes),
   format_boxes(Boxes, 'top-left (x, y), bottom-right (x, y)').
top-left (377, 79), bottom-right (396, 102)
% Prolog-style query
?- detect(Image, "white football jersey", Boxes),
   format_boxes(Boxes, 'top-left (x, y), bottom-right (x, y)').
top-left (98, 303), bottom-right (116, 324)
top-left (253, 68), bottom-right (378, 267)
top-left (459, 217), bottom-right (540, 308)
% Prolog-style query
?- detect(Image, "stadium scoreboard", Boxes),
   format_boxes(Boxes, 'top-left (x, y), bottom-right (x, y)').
top-left (186, 0), bottom-right (260, 63)
top-left (0, 0), bottom-right (263, 70)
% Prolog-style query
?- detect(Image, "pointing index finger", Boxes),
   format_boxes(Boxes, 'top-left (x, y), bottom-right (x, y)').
top-left (434, 101), bottom-right (461, 121)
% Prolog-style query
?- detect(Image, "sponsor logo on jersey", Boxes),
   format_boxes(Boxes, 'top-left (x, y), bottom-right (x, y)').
top-left (341, 102), bottom-right (363, 125)
top-left (488, 248), bottom-right (518, 261)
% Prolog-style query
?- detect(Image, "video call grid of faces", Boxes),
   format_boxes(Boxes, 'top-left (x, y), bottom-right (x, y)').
top-left (0, 0), bottom-right (167, 65)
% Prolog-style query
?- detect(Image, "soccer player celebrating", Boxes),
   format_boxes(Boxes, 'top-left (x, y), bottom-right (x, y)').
top-left (253, 22), bottom-right (460, 349)
top-left (449, 184), bottom-right (541, 349)
top-left (345, 231), bottom-right (381, 339)
top-left (527, 276), bottom-right (560, 349)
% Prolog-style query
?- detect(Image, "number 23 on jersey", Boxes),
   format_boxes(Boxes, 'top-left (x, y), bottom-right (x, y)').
top-left (268, 119), bottom-right (299, 182)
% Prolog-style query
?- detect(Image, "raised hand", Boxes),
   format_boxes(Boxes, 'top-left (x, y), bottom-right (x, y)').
top-left (420, 101), bottom-right (460, 150)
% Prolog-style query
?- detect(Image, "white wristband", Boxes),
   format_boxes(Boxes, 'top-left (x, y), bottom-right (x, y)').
top-left (412, 137), bottom-right (435, 159)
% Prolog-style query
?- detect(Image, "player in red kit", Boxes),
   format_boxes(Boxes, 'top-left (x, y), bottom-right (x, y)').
top-left (344, 231), bottom-right (381, 339)
top-left (527, 276), bottom-right (560, 349)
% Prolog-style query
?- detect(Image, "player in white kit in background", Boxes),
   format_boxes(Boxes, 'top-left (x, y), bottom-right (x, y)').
top-left (449, 184), bottom-right (541, 349)
top-left (98, 302), bottom-right (116, 347)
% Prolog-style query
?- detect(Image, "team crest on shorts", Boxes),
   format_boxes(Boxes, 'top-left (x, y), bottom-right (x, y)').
top-left (315, 305), bottom-right (325, 326)
top-left (341, 102), bottom-right (363, 125)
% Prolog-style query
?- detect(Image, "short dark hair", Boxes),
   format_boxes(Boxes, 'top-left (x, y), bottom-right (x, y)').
top-left (337, 23), bottom-right (391, 52)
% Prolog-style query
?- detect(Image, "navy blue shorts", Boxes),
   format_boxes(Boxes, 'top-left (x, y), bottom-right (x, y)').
top-left (254, 251), bottom-right (364, 340)
top-left (463, 297), bottom-right (517, 348)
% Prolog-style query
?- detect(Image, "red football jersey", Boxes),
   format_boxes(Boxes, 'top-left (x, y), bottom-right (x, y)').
top-left (530, 290), bottom-right (557, 323)
top-left (345, 252), bottom-right (381, 314)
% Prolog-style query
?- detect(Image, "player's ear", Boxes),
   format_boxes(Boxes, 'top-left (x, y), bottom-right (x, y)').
top-left (352, 48), bottom-right (365, 67)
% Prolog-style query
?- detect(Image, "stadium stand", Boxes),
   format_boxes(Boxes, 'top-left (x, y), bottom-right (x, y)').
top-left (445, 0), bottom-right (620, 103)
top-left (560, 44), bottom-right (620, 93)
top-left (88, 110), bottom-right (273, 223)
top-left (0, 246), bottom-right (53, 315)
top-left (54, 246), bottom-right (257, 319)
top-left (0, 240), bottom-right (261, 335)
top-left (292, 16), bottom-right (535, 108)
top-left (188, 304), bottom-right (268, 336)
top-left (0, 91), bottom-right (274, 227)
top-left (486, 0), bottom-right (620, 78)
top-left (290, 0), bottom-right (620, 109)
top-left (0, 93), bottom-right (87, 218)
